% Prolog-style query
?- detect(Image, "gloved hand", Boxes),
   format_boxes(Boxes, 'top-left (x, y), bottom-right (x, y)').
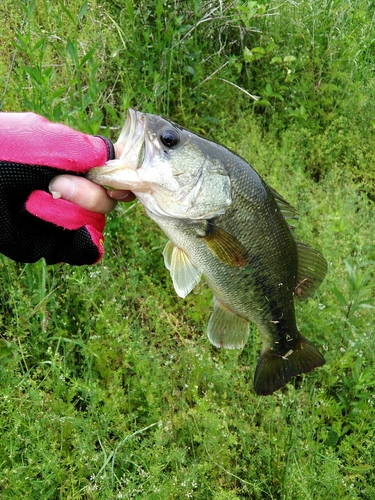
top-left (0, 112), bottom-right (115, 265)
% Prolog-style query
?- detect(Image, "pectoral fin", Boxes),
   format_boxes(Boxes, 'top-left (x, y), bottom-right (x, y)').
top-left (207, 298), bottom-right (249, 349)
top-left (163, 241), bottom-right (201, 298)
top-left (199, 222), bottom-right (249, 267)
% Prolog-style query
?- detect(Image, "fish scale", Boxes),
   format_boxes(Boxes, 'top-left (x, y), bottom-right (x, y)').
top-left (88, 109), bottom-right (327, 395)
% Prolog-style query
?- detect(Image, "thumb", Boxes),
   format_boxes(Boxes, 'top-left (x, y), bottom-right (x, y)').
top-left (49, 175), bottom-right (117, 214)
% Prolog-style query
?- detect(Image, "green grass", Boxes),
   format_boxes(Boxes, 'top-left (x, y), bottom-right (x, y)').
top-left (1, 0), bottom-right (375, 498)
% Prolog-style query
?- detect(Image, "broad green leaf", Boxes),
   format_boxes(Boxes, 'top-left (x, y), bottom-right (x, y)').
top-left (283, 55), bottom-right (296, 63)
top-left (66, 38), bottom-right (77, 65)
top-left (78, 1), bottom-right (88, 21)
top-left (333, 285), bottom-right (348, 306)
top-left (243, 47), bottom-right (254, 63)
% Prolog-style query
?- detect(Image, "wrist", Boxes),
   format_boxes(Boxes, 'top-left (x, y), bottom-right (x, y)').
top-left (95, 135), bottom-right (115, 161)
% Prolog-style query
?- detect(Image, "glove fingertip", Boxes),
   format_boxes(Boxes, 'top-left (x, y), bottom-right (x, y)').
top-left (26, 190), bottom-right (106, 232)
top-left (85, 225), bottom-right (105, 263)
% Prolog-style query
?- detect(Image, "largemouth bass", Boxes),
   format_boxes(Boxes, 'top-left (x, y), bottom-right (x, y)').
top-left (88, 109), bottom-right (327, 395)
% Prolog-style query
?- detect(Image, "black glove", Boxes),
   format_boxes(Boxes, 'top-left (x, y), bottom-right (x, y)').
top-left (0, 112), bottom-right (114, 265)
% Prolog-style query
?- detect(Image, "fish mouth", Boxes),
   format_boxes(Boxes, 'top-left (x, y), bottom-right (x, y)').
top-left (87, 108), bottom-right (146, 187)
top-left (117, 108), bottom-right (147, 167)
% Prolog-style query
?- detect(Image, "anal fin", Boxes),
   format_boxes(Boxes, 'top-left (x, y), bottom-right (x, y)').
top-left (207, 298), bottom-right (249, 349)
top-left (253, 335), bottom-right (325, 395)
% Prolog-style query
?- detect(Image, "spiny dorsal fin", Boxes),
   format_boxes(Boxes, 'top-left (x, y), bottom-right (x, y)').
top-left (294, 241), bottom-right (328, 300)
top-left (269, 186), bottom-right (298, 221)
top-left (163, 241), bottom-right (201, 298)
top-left (207, 297), bottom-right (249, 349)
top-left (198, 222), bottom-right (249, 267)
top-left (268, 188), bottom-right (327, 298)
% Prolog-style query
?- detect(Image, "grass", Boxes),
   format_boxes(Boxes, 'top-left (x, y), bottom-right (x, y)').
top-left (1, 0), bottom-right (375, 498)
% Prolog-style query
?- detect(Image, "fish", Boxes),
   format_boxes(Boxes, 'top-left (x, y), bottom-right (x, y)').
top-left (87, 109), bottom-right (327, 395)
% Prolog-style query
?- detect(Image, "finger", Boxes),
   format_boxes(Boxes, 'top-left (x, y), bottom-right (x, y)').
top-left (49, 175), bottom-right (118, 214)
top-left (107, 189), bottom-right (136, 202)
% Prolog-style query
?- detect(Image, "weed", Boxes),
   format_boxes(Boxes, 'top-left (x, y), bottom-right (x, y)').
top-left (333, 260), bottom-right (375, 320)
top-left (0, 1), bottom-right (375, 499)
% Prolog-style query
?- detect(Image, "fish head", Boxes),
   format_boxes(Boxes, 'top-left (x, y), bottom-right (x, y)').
top-left (88, 109), bottom-right (232, 219)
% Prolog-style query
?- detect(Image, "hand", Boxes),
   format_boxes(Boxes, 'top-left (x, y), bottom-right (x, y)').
top-left (48, 125), bottom-right (135, 212)
top-left (48, 172), bottom-right (135, 214)
top-left (0, 112), bottom-right (134, 265)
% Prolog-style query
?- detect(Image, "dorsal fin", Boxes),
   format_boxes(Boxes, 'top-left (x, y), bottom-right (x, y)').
top-left (268, 187), bottom-right (327, 298)
top-left (294, 241), bottom-right (328, 300)
top-left (269, 186), bottom-right (298, 221)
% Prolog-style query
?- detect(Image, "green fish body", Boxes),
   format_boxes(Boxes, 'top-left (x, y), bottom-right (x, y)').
top-left (88, 109), bottom-right (327, 395)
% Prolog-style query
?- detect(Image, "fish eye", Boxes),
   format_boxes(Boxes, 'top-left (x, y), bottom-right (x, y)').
top-left (160, 129), bottom-right (179, 148)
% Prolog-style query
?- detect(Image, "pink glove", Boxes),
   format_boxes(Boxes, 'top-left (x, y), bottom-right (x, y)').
top-left (0, 112), bottom-right (114, 265)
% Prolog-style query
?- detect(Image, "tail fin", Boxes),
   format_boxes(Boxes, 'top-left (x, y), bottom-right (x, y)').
top-left (253, 336), bottom-right (325, 396)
